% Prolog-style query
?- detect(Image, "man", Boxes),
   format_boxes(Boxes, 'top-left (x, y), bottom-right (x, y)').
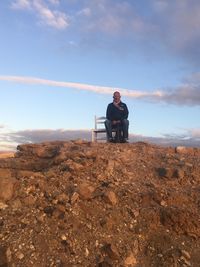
top-left (105, 91), bottom-right (129, 143)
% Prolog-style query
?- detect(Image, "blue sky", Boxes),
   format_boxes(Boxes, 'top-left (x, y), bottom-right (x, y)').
top-left (0, 0), bottom-right (200, 150)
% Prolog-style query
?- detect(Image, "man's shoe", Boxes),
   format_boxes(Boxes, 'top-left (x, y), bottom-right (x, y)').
top-left (121, 139), bottom-right (129, 143)
top-left (108, 138), bottom-right (114, 143)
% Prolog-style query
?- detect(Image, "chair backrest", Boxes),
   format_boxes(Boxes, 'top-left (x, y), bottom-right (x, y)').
top-left (95, 116), bottom-right (106, 130)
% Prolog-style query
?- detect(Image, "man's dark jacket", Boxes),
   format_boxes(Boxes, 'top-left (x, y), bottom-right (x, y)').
top-left (106, 101), bottom-right (129, 121)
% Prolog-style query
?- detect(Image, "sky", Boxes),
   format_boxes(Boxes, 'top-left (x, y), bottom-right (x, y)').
top-left (0, 0), bottom-right (200, 150)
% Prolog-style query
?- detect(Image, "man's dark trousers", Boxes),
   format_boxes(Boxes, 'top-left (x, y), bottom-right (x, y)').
top-left (104, 119), bottom-right (129, 141)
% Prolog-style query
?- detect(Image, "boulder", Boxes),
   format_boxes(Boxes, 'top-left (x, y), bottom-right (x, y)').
top-left (0, 177), bottom-right (17, 202)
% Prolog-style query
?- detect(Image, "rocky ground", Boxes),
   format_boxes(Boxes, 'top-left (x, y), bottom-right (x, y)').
top-left (0, 140), bottom-right (200, 267)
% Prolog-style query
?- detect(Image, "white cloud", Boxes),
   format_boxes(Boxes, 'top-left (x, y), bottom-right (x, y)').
top-left (159, 85), bottom-right (200, 106)
top-left (74, 1), bottom-right (200, 64)
top-left (0, 75), bottom-right (200, 106)
top-left (0, 129), bottom-right (19, 151)
top-left (0, 143), bottom-right (17, 151)
top-left (77, 8), bottom-right (91, 17)
top-left (0, 74), bottom-right (166, 99)
top-left (0, 129), bottom-right (92, 151)
top-left (161, 127), bottom-right (200, 147)
top-left (153, 0), bottom-right (169, 12)
top-left (188, 129), bottom-right (200, 138)
top-left (48, 0), bottom-right (59, 5)
top-left (10, 1), bottom-right (200, 60)
top-left (11, 0), bottom-right (31, 9)
top-left (11, 0), bottom-right (70, 30)
top-left (32, 0), bottom-right (69, 29)
top-left (149, 0), bottom-right (200, 64)
top-left (183, 72), bottom-right (200, 85)
top-left (0, 124), bottom-right (11, 133)
top-left (76, 1), bottom-right (146, 36)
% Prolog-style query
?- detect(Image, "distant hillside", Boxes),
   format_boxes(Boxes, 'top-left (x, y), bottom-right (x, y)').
top-left (0, 151), bottom-right (14, 158)
top-left (0, 141), bottom-right (200, 266)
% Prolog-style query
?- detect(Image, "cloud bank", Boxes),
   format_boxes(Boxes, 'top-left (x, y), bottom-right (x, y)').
top-left (1, 128), bottom-right (200, 151)
top-left (0, 75), bottom-right (200, 106)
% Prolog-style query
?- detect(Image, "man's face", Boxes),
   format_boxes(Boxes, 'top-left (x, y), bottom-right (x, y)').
top-left (113, 92), bottom-right (121, 102)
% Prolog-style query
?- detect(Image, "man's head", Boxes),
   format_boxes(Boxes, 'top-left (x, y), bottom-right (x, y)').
top-left (113, 91), bottom-right (121, 103)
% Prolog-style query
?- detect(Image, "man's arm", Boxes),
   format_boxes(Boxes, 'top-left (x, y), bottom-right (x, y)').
top-left (106, 103), bottom-right (112, 120)
top-left (123, 103), bottom-right (129, 119)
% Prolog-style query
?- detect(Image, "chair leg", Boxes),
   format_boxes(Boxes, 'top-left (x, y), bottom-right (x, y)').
top-left (92, 131), bottom-right (94, 142)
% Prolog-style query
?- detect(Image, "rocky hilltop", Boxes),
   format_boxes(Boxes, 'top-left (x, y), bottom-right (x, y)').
top-left (0, 140), bottom-right (200, 267)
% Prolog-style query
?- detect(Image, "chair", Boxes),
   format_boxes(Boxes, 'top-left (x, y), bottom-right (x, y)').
top-left (91, 116), bottom-right (122, 142)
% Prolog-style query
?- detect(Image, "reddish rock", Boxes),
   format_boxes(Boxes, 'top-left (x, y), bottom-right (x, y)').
top-left (104, 191), bottom-right (118, 205)
top-left (175, 146), bottom-right (195, 155)
top-left (23, 195), bottom-right (36, 206)
top-left (78, 182), bottom-right (95, 200)
top-left (70, 192), bottom-right (79, 204)
top-left (102, 243), bottom-right (120, 260)
top-left (11, 198), bottom-right (22, 209)
top-left (64, 159), bottom-right (84, 171)
top-left (17, 142), bottom-right (61, 158)
top-left (0, 177), bottom-right (17, 201)
top-left (124, 253), bottom-right (137, 266)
